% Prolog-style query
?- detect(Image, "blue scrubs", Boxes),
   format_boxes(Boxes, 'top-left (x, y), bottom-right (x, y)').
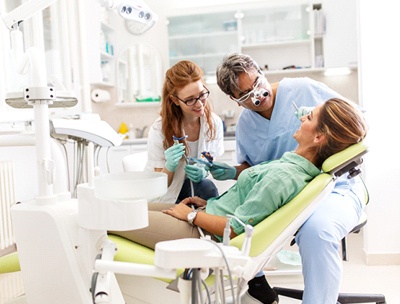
top-left (236, 77), bottom-right (340, 165)
top-left (236, 77), bottom-right (365, 304)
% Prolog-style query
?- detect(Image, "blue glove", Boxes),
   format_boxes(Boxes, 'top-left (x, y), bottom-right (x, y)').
top-left (295, 106), bottom-right (314, 120)
top-left (164, 143), bottom-right (185, 172)
top-left (185, 164), bottom-right (208, 183)
top-left (209, 162), bottom-right (236, 180)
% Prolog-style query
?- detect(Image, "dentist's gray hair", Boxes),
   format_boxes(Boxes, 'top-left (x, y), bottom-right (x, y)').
top-left (216, 53), bottom-right (262, 97)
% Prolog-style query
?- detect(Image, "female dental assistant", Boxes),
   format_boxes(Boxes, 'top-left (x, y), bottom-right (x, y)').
top-left (146, 60), bottom-right (224, 203)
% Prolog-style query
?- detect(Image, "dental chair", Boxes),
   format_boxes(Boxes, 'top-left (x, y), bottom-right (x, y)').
top-left (107, 142), bottom-right (385, 303)
top-left (0, 142), bottom-right (385, 304)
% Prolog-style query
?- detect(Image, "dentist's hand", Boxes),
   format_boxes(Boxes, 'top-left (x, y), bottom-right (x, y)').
top-left (209, 162), bottom-right (236, 180)
top-left (185, 164), bottom-right (208, 183)
top-left (295, 106), bottom-right (314, 120)
top-left (164, 143), bottom-right (185, 172)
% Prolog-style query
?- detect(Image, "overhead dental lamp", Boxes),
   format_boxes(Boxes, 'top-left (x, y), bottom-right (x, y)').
top-left (98, 0), bottom-right (158, 35)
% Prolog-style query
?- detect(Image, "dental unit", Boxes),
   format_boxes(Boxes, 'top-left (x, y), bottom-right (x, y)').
top-left (1, 1), bottom-right (372, 303)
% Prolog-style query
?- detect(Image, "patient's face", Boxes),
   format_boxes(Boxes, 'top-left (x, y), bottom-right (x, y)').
top-left (293, 104), bottom-right (322, 146)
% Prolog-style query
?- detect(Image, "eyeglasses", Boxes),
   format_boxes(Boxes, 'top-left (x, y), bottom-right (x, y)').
top-left (174, 87), bottom-right (210, 106)
top-left (230, 75), bottom-right (267, 105)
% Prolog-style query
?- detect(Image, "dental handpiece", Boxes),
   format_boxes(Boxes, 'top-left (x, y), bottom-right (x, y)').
top-left (172, 135), bottom-right (188, 163)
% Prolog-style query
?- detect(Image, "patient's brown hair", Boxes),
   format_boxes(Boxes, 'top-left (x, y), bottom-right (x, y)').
top-left (314, 98), bottom-right (368, 168)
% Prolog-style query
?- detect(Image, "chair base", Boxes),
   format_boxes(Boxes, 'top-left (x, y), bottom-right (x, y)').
top-left (273, 287), bottom-right (386, 304)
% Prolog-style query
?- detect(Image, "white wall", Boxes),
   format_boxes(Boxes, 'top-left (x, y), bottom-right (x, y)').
top-left (358, 0), bottom-right (400, 265)
top-left (92, 0), bottom-right (361, 134)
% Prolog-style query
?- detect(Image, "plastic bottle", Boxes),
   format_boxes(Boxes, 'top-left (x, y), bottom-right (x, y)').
top-left (118, 122), bottom-right (129, 139)
top-left (101, 61), bottom-right (111, 83)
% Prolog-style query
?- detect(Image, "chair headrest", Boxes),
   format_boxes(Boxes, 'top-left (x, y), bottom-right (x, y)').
top-left (322, 142), bottom-right (368, 178)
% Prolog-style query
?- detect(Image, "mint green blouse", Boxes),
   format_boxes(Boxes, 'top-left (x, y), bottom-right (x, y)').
top-left (206, 152), bottom-right (321, 239)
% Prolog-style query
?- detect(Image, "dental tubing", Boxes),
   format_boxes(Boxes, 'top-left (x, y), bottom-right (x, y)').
top-left (173, 135), bottom-right (194, 197)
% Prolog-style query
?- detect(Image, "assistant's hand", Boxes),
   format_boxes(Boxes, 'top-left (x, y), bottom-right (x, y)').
top-left (164, 143), bottom-right (185, 172)
top-left (209, 162), bottom-right (236, 180)
top-left (295, 106), bottom-right (314, 120)
top-left (185, 164), bottom-right (208, 183)
top-left (162, 203), bottom-right (192, 221)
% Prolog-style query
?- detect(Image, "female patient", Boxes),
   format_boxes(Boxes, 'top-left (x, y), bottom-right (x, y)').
top-left (111, 98), bottom-right (367, 249)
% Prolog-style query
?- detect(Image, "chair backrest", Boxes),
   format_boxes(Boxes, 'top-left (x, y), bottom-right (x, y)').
top-left (230, 142), bottom-right (368, 279)
top-left (122, 151), bottom-right (148, 172)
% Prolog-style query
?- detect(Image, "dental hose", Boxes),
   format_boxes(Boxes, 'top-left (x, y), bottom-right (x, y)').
top-left (173, 135), bottom-right (205, 237)
top-left (173, 135), bottom-right (194, 197)
top-left (186, 156), bottom-right (195, 198)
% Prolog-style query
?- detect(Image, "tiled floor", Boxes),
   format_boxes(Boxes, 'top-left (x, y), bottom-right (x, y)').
top-left (1, 232), bottom-right (399, 303)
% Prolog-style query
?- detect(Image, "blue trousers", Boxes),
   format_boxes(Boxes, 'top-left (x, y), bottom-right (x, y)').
top-left (175, 178), bottom-right (219, 204)
top-left (295, 185), bottom-right (363, 304)
top-left (257, 177), bottom-right (364, 304)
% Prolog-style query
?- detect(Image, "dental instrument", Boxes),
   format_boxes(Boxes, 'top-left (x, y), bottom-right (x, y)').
top-left (291, 100), bottom-right (299, 112)
top-left (201, 151), bottom-right (214, 164)
top-left (173, 134), bottom-right (195, 197)
top-left (292, 100), bottom-right (314, 119)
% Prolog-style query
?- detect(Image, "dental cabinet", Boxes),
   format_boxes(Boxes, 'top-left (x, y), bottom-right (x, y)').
top-left (167, 1), bottom-right (358, 76)
top-left (86, 3), bottom-right (118, 87)
top-left (168, 11), bottom-right (241, 76)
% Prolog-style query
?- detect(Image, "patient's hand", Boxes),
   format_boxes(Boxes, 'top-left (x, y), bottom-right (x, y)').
top-left (181, 196), bottom-right (207, 208)
top-left (162, 203), bottom-right (192, 221)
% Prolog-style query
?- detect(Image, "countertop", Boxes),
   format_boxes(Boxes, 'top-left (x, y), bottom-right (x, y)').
top-left (121, 138), bottom-right (148, 145)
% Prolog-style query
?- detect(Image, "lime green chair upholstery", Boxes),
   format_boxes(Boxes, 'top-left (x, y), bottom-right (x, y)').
top-left (0, 251), bottom-right (20, 274)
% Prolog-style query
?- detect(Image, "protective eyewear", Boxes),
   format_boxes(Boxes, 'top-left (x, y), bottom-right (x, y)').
top-left (230, 76), bottom-right (268, 106)
top-left (175, 87), bottom-right (210, 106)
